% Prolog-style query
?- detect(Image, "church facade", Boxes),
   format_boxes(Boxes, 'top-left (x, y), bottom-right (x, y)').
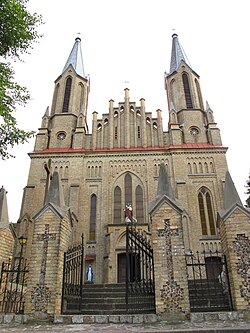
top-left (3, 34), bottom-right (250, 316)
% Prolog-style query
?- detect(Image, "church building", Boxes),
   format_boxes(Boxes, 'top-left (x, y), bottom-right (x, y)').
top-left (1, 34), bottom-right (250, 317)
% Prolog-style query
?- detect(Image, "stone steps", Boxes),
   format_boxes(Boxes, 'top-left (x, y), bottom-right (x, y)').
top-left (188, 279), bottom-right (231, 312)
top-left (65, 283), bottom-right (155, 315)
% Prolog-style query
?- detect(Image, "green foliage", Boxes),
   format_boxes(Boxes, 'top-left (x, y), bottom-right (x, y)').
top-left (0, 0), bottom-right (43, 159)
top-left (0, 0), bottom-right (42, 59)
top-left (245, 174), bottom-right (250, 208)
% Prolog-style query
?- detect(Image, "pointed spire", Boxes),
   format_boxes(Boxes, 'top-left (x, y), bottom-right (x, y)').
top-left (0, 186), bottom-right (9, 226)
top-left (45, 171), bottom-right (65, 208)
top-left (224, 171), bottom-right (242, 210)
top-left (206, 101), bottom-right (212, 111)
top-left (63, 37), bottom-right (85, 78)
top-left (156, 163), bottom-right (174, 199)
top-left (169, 34), bottom-right (191, 74)
top-left (44, 106), bottom-right (50, 117)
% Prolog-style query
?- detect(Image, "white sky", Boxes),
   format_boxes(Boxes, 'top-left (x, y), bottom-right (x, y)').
top-left (1, 0), bottom-right (250, 223)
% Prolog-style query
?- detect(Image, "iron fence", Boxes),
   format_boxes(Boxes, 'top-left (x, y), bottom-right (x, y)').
top-left (0, 259), bottom-right (29, 314)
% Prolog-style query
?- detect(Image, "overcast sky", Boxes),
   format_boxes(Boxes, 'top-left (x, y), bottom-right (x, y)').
top-left (1, 0), bottom-right (250, 223)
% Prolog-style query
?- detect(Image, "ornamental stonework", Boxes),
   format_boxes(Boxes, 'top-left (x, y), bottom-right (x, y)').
top-left (160, 280), bottom-right (184, 312)
top-left (233, 234), bottom-right (250, 307)
top-left (31, 285), bottom-right (51, 312)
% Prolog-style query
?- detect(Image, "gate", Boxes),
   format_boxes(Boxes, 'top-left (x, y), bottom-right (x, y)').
top-left (126, 224), bottom-right (155, 313)
top-left (0, 259), bottom-right (29, 314)
top-left (186, 250), bottom-right (233, 312)
top-left (61, 234), bottom-right (84, 314)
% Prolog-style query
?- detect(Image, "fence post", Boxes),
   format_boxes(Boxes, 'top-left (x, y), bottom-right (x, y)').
top-left (79, 233), bottom-right (84, 311)
top-left (61, 252), bottom-right (66, 314)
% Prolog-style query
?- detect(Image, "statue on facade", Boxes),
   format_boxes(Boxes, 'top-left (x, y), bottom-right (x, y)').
top-left (86, 264), bottom-right (94, 283)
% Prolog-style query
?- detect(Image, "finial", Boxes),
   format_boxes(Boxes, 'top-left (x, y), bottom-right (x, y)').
top-left (75, 32), bottom-right (81, 42)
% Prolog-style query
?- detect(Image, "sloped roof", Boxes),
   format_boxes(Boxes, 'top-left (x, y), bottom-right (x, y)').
top-left (169, 33), bottom-right (192, 75)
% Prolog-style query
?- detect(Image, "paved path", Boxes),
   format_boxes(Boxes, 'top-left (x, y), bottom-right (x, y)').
top-left (0, 321), bottom-right (250, 333)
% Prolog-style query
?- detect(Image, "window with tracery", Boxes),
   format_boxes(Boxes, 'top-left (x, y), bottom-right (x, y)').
top-left (113, 173), bottom-right (144, 224)
top-left (198, 187), bottom-right (216, 236)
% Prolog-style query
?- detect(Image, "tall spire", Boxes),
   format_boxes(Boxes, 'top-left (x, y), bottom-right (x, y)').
top-left (169, 33), bottom-right (191, 74)
top-left (62, 37), bottom-right (85, 78)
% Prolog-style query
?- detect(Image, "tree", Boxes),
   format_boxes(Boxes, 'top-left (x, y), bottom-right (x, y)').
top-left (0, 0), bottom-right (43, 159)
top-left (245, 173), bottom-right (250, 208)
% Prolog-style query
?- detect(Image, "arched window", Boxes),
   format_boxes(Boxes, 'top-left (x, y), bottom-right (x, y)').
top-left (113, 173), bottom-right (144, 225)
top-left (114, 186), bottom-right (121, 224)
top-left (125, 173), bottom-right (132, 205)
top-left (182, 73), bottom-right (193, 108)
top-left (62, 77), bottom-right (72, 112)
top-left (90, 194), bottom-right (97, 240)
top-left (198, 187), bottom-right (216, 236)
top-left (136, 185), bottom-right (143, 223)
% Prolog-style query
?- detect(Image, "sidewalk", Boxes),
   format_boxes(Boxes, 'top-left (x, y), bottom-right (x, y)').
top-left (0, 320), bottom-right (250, 333)
top-left (0, 313), bottom-right (250, 333)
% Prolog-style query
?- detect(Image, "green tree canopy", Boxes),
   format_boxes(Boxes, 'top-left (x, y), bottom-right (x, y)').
top-left (245, 173), bottom-right (250, 208)
top-left (0, 0), bottom-right (43, 159)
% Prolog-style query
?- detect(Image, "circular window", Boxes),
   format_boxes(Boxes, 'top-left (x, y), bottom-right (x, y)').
top-left (190, 127), bottom-right (199, 136)
top-left (57, 132), bottom-right (66, 140)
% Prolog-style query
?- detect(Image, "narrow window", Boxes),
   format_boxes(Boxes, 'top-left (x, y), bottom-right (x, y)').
top-left (137, 126), bottom-right (140, 139)
top-left (198, 192), bottom-right (207, 235)
top-left (125, 173), bottom-right (132, 206)
top-left (206, 193), bottom-right (216, 235)
top-left (198, 188), bottom-right (216, 236)
top-left (136, 185), bottom-right (143, 223)
top-left (90, 194), bottom-right (97, 240)
top-left (115, 127), bottom-right (118, 140)
top-left (114, 186), bottom-right (122, 224)
top-left (182, 73), bottom-right (193, 108)
top-left (62, 77), bottom-right (72, 112)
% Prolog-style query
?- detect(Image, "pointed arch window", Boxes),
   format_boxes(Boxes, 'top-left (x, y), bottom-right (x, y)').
top-left (182, 73), bottom-right (193, 108)
top-left (114, 186), bottom-right (122, 224)
top-left (136, 185), bottom-right (143, 223)
top-left (125, 173), bottom-right (132, 206)
top-left (62, 77), bottom-right (72, 112)
top-left (90, 194), bottom-right (97, 240)
top-left (113, 173), bottom-right (144, 225)
top-left (198, 187), bottom-right (216, 236)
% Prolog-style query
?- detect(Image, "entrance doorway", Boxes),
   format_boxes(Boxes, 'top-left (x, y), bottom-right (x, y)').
top-left (118, 253), bottom-right (126, 283)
